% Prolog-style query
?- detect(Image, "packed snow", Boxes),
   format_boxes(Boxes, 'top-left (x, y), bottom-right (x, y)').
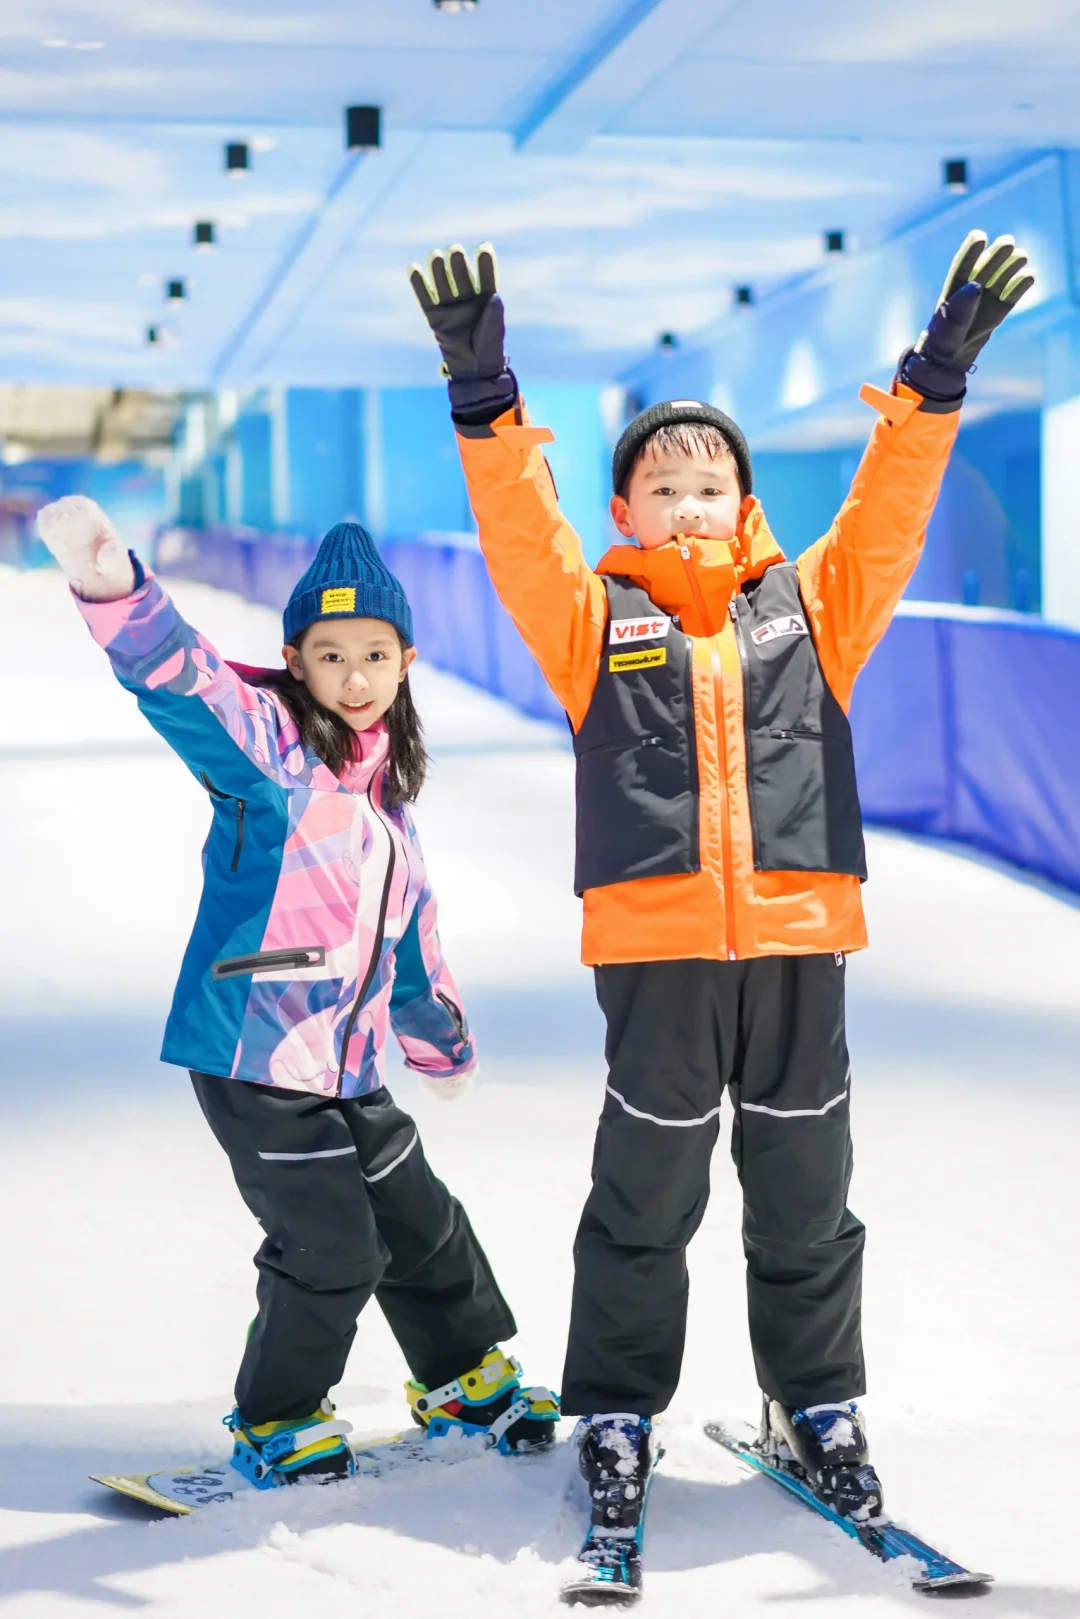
top-left (0, 564), bottom-right (1077, 1617)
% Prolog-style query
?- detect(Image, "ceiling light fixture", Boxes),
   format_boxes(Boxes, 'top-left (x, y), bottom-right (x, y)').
top-left (225, 142), bottom-right (250, 176)
top-left (167, 279), bottom-right (186, 305)
top-left (944, 158), bottom-right (969, 193)
top-left (824, 230), bottom-right (845, 255)
top-left (345, 105), bottom-right (382, 150)
top-left (433, 1), bottom-right (478, 10)
top-left (193, 221), bottom-right (216, 250)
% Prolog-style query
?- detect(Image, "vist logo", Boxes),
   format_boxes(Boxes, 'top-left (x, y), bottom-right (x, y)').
top-left (609, 615), bottom-right (671, 645)
top-left (751, 614), bottom-right (809, 646)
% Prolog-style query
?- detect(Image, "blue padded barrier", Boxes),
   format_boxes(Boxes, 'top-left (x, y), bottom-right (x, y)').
top-left (151, 528), bottom-right (1080, 895)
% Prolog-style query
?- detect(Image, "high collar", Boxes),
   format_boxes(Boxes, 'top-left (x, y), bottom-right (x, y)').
top-left (595, 497), bottom-right (786, 638)
top-left (341, 717), bottom-right (390, 793)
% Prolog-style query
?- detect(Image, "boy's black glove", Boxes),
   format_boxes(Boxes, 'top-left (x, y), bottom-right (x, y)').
top-left (899, 231), bottom-right (1035, 407)
top-left (410, 243), bottom-right (518, 426)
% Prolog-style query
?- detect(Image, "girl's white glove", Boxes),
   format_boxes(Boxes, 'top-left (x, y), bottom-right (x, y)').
top-left (36, 495), bottom-right (136, 602)
top-left (420, 1066), bottom-right (477, 1103)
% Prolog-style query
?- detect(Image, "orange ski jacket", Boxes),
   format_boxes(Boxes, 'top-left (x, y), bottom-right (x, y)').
top-left (456, 382), bottom-right (959, 966)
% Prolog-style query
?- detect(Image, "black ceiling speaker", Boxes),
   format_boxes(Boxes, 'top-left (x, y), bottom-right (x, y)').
top-left (735, 285), bottom-right (754, 306)
top-left (944, 158), bottom-right (969, 192)
top-left (193, 221), bottom-right (216, 249)
top-left (167, 279), bottom-right (186, 304)
top-left (824, 230), bottom-right (845, 254)
top-left (346, 106), bottom-right (382, 150)
top-left (226, 142), bottom-right (250, 175)
top-left (657, 331), bottom-right (679, 351)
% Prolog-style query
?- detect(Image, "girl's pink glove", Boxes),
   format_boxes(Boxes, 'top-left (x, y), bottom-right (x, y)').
top-left (36, 495), bottom-right (136, 602)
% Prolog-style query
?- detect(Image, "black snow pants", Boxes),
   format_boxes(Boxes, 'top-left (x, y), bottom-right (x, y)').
top-left (560, 955), bottom-right (865, 1416)
top-left (191, 1072), bottom-right (516, 1426)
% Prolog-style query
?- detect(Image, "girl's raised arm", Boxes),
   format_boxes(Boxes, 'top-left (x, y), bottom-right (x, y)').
top-left (37, 496), bottom-right (306, 793)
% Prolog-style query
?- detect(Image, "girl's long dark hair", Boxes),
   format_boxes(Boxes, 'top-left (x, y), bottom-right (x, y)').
top-left (252, 627), bottom-right (428, 808)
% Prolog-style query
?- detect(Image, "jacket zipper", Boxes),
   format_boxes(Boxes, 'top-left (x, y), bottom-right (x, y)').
top-left (730, 599), bottom-right (762, 872)
top-left (335, 780), bottom-right (397, 1096)
top-left (679, 546), bottom-right (736, 961)
top-left (201, 773), bottom-right (246, 874)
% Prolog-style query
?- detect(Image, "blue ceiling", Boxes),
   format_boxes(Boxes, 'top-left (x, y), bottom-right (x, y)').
top-left (1, 0), bottom-right (1078, 388)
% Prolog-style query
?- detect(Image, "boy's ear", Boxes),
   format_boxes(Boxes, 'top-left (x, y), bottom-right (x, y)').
top-left (399, 645), bottom-right (417, 682)
top-left (282, 643), bottom-right (304, 682)
top-left (610, 493), bottom-right (635, 539)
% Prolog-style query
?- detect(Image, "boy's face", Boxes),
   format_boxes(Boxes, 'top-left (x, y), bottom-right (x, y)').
top-left (610, 445), bottom-right (742, 552)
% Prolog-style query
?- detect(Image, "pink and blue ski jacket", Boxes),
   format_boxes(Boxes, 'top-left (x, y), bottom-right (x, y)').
top-left (77, 569), bottom-right (476, 1099)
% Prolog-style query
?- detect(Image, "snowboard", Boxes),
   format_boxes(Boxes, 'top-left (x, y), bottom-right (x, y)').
top-left (704, 1419), bottom-right (992, 1595)
top-left (91, 1430), bottom-right (474, 1515)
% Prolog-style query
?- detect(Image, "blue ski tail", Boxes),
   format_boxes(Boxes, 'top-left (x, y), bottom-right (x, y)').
top-left (703, 1421), bottom-right (992, 1594)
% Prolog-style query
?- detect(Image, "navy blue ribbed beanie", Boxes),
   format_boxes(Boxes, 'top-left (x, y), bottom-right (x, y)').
top-left (283, 522), bottom-right (413, 647)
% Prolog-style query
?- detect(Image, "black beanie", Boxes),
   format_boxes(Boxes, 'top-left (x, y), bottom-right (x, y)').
top-left (612, 399), bottom-right (752, 497)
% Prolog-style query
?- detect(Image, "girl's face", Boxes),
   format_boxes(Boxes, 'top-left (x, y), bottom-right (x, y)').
top-left (283, 618), bottom-right (416, 731)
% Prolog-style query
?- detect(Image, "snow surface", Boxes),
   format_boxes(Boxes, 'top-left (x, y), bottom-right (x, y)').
top-left (0, 564), bottom-right (1078, 1617)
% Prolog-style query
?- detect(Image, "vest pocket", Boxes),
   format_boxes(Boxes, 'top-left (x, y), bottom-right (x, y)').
top-left (748, 729), bottom-right (866, 877)
top-left (575, 734), bottom-right (698, 893)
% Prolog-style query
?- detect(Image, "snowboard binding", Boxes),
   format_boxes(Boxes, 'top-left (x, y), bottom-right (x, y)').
top-left (406, 1347), bottom-right (559, 1455)
top-left (225, 1399), bottom-right (355, 1488)
top-left (761, 1398), bottom-right (885, 1524)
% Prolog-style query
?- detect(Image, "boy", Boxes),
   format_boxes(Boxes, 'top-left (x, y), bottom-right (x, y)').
top-left (411, 234), bottom-right (1032, 1584)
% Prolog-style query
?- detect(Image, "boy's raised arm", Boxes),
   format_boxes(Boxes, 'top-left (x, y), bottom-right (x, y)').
top-left (411, 244), bottom-right (607, 730)
top-left (798, 232), bottom-right (1035, 712)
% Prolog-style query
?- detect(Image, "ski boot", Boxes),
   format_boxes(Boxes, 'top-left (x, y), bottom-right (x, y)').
top-left (405, 1347), bottom-right (559, 1455)
top-left (563, 1414), bottom-right (658, 1602)
top-left (225, 1398), bottom-right (355, 1488)
top-left (762, 1399), bottom-right (884, 1524)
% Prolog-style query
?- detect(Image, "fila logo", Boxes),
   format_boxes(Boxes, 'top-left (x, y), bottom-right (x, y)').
top-left (609, 615), bottom-right (671, 645)
top-left (751, 614), bottom-right (809, 646)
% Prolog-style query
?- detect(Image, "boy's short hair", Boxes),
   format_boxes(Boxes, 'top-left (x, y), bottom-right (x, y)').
top-left (612, 400), bottom-right (753, 499)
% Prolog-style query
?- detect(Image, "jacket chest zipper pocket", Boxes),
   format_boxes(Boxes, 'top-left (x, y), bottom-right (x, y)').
top-left (212, 946), bottom-right (327, 981)
top-left (201, 773), bottom-right (246, 872)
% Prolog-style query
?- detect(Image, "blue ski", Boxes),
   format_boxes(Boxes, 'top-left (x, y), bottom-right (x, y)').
top-left (561, 1456), bottom-right (658, 1606)
top-left (704, 1420), bottom-right (992, 1595)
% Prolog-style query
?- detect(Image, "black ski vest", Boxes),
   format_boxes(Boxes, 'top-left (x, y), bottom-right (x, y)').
top-left (572, 566), bottom-right (867, 895)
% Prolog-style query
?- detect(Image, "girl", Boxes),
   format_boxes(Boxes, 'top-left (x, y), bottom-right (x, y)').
top-left (36, 496), bottom-right (558, 1486)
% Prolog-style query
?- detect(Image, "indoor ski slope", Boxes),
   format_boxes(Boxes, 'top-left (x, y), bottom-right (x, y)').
top-left (0, 566), bottom-right (1077, 1619)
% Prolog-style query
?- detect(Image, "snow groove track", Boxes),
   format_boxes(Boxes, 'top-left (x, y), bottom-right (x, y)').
top-left (0, 568), bottom-right (1077, 1617)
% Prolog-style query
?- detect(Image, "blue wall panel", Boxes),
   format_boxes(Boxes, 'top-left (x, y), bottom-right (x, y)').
top-left (380, 389), bottom-right (472, 537)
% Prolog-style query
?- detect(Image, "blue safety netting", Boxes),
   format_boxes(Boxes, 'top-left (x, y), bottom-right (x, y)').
top-left (149, 528), bottom-right (1080, 897)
